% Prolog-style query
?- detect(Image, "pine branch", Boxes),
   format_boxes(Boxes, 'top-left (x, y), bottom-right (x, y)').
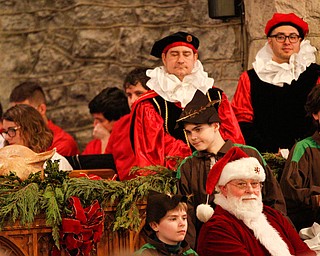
top-left (262, 152), bottom-right (286, 180)
top-left (65, 178), bottom-right (122, 207)
top-left (41, 184), bottom-right (63, 248)
top-left (0, 183), bottom-right (40, 227)
top-left (0, 162), bottom-right (179, 247)
top-left (111, 167), bottom-right (178, 231)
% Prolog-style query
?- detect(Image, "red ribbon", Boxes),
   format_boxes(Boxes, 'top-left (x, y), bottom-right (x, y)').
top-left (52, 196), bottom-right (104, 256)
top-left (77, 173), bottom-right (103, 180)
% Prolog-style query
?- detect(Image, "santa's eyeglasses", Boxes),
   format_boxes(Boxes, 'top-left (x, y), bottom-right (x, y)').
top-left (1, 126), bottom-right (20, 138)
top-left (228, 180), bottom-right (263, 190)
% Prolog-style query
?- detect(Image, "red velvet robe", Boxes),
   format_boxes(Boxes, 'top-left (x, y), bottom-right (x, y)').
top-left (197, 205), bottom-right (315, 256)
top-left (82, 139), bottom-right (104, 155)
top-left (106, 114), bottom-right (137, 180)
top-left (130, 88), bottom-right (244, 169)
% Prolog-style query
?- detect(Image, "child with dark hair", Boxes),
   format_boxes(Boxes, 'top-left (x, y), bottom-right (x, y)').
top-left (135, 190), bottom-right (198, 256)
top-left (82, 87), bottom-right (130, 155)
top-left (280, 84), bottom-right (320, 231)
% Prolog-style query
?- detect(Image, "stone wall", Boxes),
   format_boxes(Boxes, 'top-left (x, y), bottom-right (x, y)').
top-left (0, 0), bottom-right (319, 152)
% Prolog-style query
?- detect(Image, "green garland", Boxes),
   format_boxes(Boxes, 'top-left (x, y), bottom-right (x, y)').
top-left (262, 152), bottom-right (286, 181)
top-left (0, 161), bottom-right (178, 248)
top-left (0, 153), bottom-right (285, 249)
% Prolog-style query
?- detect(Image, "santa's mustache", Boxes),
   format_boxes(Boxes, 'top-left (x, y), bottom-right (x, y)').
top-left (241, 195), bottom-right (258, 200)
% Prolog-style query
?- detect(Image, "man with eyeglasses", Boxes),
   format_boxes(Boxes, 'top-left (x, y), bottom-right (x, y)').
top-left (232, 13), bottom-right (320, 153)
top-left (196, 147), bottom-right (315, 256)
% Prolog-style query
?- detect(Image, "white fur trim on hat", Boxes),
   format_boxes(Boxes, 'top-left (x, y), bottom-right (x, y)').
top-left (218, 157), bottom-right (265, 186)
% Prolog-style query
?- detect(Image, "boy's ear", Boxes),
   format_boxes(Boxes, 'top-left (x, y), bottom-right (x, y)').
top-left (209, 122), bottom-right (220, 131)
top-left (149, 221), bottom-right (159, 232)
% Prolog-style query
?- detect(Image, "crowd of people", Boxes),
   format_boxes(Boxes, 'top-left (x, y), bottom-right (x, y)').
top-left (0, 11), bottom-right (319, 255)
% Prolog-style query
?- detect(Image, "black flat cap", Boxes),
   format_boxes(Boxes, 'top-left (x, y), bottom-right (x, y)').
top-left (150, 31), bottom-right (199, 58)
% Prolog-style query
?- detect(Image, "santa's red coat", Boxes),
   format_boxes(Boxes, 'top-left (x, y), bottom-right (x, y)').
top-left (197, 205), bottom-right (315, 256)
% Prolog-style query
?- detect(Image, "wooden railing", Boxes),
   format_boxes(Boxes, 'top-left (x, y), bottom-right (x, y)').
top-left (0, 204), bottom-right (147, 256)
top-left (0, 169), bottom-right (147, 256)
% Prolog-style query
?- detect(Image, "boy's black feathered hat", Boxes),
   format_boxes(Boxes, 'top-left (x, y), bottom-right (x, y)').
top-left (176, 90), bottom-right (220, 127)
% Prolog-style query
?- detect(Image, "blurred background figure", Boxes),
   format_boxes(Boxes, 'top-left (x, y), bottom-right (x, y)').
top-left (9, 81), bottom-right (79, 156)
top-left (280, 84), bottom-right (320, 231)
top-left (2, 104), bottom-right (73, 171)
top-left (106, 67), bottom-right (149, 180)
top-left (82, 87), bottom-right (130, 155)
top-left (124, 67), bottom-right (150, 110)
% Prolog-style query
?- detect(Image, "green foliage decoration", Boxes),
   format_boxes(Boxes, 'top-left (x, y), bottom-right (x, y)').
top-left (0, 160), bottom-right (178, 248)
top-left (262, 152), bottom-right (286, 181)
top-left (0, 182), bottom-right (40, 227)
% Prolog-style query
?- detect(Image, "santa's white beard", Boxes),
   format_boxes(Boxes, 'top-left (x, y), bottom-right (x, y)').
top-left (214, 192), bottom-right (292, 256)
top-left (215, 192), bottom-right (263, 222)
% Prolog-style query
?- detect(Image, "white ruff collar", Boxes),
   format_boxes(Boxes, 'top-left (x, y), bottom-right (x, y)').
top-left (215, 194), bottom-right (292, 256)
top-left (252, 40), bottom-right (316, 87)
top-left (146, 60), bottom-right (213, 108)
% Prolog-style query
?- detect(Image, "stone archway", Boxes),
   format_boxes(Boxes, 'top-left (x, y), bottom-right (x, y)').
top-left (0, 236), bottom-right (26, 256)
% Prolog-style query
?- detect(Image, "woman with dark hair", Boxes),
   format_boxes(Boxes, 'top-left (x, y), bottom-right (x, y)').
top-left (1, 104), bottom-right (72, 170)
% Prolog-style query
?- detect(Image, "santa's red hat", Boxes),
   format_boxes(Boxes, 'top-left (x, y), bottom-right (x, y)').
top-left (196, 147), bottom-right (265, 222)
top-left (265, 13), bottom-right (309, 39)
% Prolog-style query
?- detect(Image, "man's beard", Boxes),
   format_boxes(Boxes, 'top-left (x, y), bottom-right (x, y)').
top-left (215, 192), bottom-right (292, 256)
top-left (214, 192), bottom-right (263, 221)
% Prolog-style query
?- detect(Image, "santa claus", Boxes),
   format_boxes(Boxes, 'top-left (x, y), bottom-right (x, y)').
top-left (196, 147), bottom-right (315, 256)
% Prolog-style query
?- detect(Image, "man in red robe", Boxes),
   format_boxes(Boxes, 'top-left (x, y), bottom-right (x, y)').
top-left (130, 31), bottom-right (244, 170)
top-left (197, 147), bottom-right (315, 256)
top-left (106, 67), bottom-right (150, 180)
